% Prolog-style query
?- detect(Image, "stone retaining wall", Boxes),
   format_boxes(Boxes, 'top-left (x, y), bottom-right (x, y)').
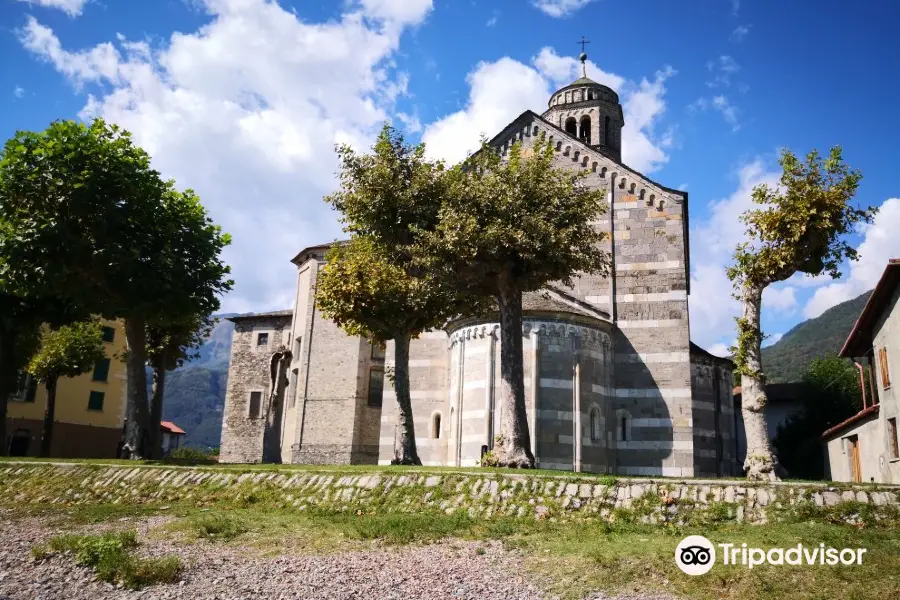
top-left (2, 463), bottom-right (898, 526)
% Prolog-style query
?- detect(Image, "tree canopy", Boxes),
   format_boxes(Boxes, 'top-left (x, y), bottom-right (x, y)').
top-left (0, 118), bottom-right (232, 458)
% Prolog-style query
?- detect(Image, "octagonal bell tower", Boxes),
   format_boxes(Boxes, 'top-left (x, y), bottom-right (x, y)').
top-left (542, 50), bottom-right (624, 163)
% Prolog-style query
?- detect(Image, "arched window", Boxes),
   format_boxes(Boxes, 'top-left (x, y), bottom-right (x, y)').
top-left (564, 117), bottom-right (577, 138)
top-left (431, 413), bottom-right (442, 439)
top-left (589, 407), bottom-right (601, 442)
top-left (579, 115), bottom-right (592, 145)
top-left (604, 116), bottom-right (611, 146)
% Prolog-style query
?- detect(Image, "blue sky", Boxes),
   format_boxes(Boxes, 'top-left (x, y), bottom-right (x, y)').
top-left (2, 0), bottom-right (899, 355)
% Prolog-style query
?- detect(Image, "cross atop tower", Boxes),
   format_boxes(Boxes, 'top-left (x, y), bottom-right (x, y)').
top-left (578, 36), bottom-right (590, 54)
top-left (577, 36), bottom-right (590, 77)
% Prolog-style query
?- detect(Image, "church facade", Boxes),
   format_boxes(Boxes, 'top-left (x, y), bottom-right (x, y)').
top-left (219, 64), bottom-right (738, 478)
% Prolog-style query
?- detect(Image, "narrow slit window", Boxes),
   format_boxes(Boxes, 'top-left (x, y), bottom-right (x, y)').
top-left (879, 347), bottom-right (891, 389)
top-left (888, 417), bottom-right (899, 460)
top-left (248, 391), bottom-right (262, 418)
top-left (432, 413), bottom-right (442, 439)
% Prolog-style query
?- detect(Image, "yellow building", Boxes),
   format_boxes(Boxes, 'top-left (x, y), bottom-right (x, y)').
top-left (6, 320), bottom-right (127, 457)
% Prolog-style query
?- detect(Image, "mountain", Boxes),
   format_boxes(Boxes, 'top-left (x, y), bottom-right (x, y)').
top-left (761, 290), bottom-right (872, 383)
top-left (159, 314), bottom-right (237, 449)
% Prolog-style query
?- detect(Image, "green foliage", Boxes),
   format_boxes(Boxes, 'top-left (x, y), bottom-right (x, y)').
top-left (167, 446), bottom-right (219, 462)
top-left (43, 530), bottom-right (181, 589)
top-left (728, 147), bottom-right (872, 289)
top-left (187, 513), bottom-right (247, 541)
top-left (762, 290), bottom-right (872, 383)
top-left (326, 124), bottom-right (447, 251)
top-left (417, 138), bottom-right (609, 296)
top-left (317, 237), bottom-right (474, 344)
top-left (477, 450), bottom-right (500, 467)
top-left (728, 146), bottom-right (874, 375)
top-left (27, 320), bottom-right (107, 384)
top-left (773, 356), bottom-right (865, 479)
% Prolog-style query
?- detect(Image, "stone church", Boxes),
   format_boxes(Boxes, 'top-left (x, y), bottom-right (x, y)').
top-left (219, 55), bottom-right (738, 478)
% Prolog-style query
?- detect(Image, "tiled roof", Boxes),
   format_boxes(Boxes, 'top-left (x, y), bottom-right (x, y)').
top-left (160, 421), bottom-right (185, 435)
top-left (840, 259), bottom-right (900, 357)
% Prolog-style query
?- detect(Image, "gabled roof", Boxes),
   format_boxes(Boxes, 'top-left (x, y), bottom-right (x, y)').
top-left (690, 342), bottom-right (735, 369)
top-left (839, 259), bottom-right (900, 357)
top-left (485, 110), bottom-right (691, 293)
top-left (160, 421), bottom-right (185, 435)
top-left (227, 309), bottom-right (293, 323)
top-left (821, 404), bottom-right (880, 440)
top-left (291, 241), bottom-right (348, 266)
top-left (523, 286), bottom-right (610, 321)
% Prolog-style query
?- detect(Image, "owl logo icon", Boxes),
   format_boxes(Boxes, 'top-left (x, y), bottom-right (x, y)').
top-left (675, 535), bottom-right (716, 575)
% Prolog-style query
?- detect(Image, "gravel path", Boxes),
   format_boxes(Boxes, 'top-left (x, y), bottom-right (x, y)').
top-left (0, 517), bottom-right (677, 600)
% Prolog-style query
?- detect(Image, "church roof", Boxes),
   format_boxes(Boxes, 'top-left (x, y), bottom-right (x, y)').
top-left (228, 309), bottom-right (293, 322)
top-left (523, 287), bottom-right (609, 321)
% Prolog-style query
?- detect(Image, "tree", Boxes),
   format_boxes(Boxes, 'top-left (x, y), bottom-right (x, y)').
top-left (27, 320), bottom-right (106, 457)
top-left (772, 356), bottom-right (864, 480)
top-left (416, 139), bottom-right (609, 468)
top-left (323, 125), bottom-right (487, 464)
top-left (0, 119), bottom-right (232, 459)
top-left (728, 147), bottom-right (875, 480)
top-left (317, 237), bottom-right (482, 464)
top-left (145, 314), bottom-right (216, 459)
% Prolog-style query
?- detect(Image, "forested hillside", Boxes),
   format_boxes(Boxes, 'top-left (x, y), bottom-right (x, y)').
top-left (158, 314), bottom-right (236, 448)
top-left (761, 290), bottom-right (872, 383)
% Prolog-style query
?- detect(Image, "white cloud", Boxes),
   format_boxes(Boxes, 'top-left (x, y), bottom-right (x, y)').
top-left (19, 0), bottom-right (432, 313)
top-left (688, 159), bottom-right (782, 350)
top-left (730, 24), bottom-right (751, 42)
top-left (712, 95), bottom-right (740, 131)
top-left (486, 10), bottom-right (499, 27)
top-left (707, 342), bottom-right (732, 358)
top-left (531, 0), bottom-right (594, 18)
top-left (763, 332), bottom-right (783, 347)
top-left (763, 285), bottom-right (797, 314)
top-left (14, 0), bottom-right (88, 17)
top-left (803, 197), bottom-right (900, 318)
top-left (706, 55), bottom-right (740, 88)
top-left (395, 111), bottom-right (422, 133)
top-left (689, 94), bottom-right (741, 131)
top-left (13, 86), bottom-right (25, 98)
top-left (730, 0), bottom-right (740, 16)
top-left (422, 48), bottom-right (676, 173)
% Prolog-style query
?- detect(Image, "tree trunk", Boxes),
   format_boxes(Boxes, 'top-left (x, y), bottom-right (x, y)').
top-left (494, 280), bottom-right (535, 468)
top-left (123, 316), bottom-right (151, 460)
top-left (739, 283), bottom-right (785, 481)
top-left (40, 377), bottom-right (58, 458)
top-left (149, 358), bottom-right (166, 460)
top-left (391, 333), bottom-right (421, 465)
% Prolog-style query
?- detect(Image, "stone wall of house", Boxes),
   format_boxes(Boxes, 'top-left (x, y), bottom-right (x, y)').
top-left (219, 314), bottom-right (293, 464)
top-left (2, 463), bottom-right (898, 526)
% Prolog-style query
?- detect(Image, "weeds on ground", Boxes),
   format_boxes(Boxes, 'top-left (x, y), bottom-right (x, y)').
top-left (33, 531), bottom-right (182, 589)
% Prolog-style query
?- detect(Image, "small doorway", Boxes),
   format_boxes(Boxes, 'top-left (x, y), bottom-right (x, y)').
top-left (8, 430), bottom-right (30, 457)
top-left (847, 435), bottom-right (862, 483)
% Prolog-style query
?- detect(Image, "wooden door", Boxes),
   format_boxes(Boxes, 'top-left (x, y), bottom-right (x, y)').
top-left (848, 436), bottom-right (862, 483)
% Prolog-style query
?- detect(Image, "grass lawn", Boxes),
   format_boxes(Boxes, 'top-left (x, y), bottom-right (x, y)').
top-left (10, 499), bottom-right (899, 600)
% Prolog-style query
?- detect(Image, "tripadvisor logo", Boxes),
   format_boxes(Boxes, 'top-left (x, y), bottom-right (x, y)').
top-left (675, 536), bottom-right (868, 575)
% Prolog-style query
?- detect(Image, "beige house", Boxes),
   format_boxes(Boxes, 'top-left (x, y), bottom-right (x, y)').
top-left (824, 259), bottom-right (900, 483)
top-left (6, 320), bottom-right (128, 458)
